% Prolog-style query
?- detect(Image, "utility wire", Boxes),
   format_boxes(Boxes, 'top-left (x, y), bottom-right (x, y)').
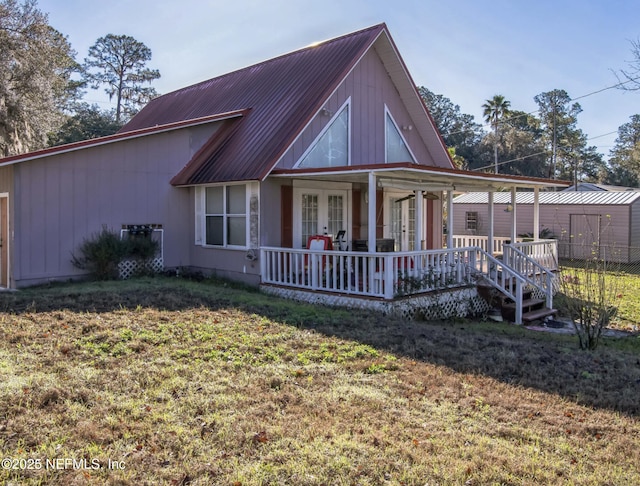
top-left (472, 130), bottom-right (620, 172)
top-left (441, 76), bottom-right (640, 138)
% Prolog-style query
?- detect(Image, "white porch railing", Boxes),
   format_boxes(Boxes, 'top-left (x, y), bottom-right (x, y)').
top-left (260, 243), bottom-right (558, 324)
top-left (510, 239), bottom-right (558, 271)
top-left (450, 235), bottom-right (521, 254)
top-left (260, 247), bottom-right (482, 300)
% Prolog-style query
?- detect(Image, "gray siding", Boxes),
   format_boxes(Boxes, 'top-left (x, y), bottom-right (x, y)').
top-left (12, 125), bottom-right (218, 286)
top-left (453, 201), bottom-right (636, 261)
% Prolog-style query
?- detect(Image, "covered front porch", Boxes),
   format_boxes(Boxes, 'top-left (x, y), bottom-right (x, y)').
top-left (263, 163), bottom-right (567, 324)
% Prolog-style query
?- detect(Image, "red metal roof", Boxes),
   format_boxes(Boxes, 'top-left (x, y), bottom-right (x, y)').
top-left (121, 24), bottom-right (388, 184)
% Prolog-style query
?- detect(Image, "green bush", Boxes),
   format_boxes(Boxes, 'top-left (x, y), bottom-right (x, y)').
top-left (72, 227), bottom-right (160, 280)
top-left (71, 227), bottom-right (128, 280)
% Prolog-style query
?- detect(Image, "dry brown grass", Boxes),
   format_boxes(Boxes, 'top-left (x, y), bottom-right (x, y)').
top-left (0, 277), bottom-right (639, 485)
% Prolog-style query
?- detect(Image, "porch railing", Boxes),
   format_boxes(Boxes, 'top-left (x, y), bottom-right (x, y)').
top-left (510, 239), bottom-right (558, 271)
top-left (260, 247), bottom-right (481, 300)
top-left (450, 235), bottom-right (521, 254)
top-left (503, 243), bottom-right (555, 309)
top-left (260, 244), bottom-right (555, 324)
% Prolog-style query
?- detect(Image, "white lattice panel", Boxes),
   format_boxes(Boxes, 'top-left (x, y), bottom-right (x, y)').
top-left (118, 258), bottom-right (164, 280)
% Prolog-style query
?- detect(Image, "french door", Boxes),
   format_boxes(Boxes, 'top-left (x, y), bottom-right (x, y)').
top-left (294, 188), bottom-right (348, 248)
top-left (389, 194), bottom-right (417, 251)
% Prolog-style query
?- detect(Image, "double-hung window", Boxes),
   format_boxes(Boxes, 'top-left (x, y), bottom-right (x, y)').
top-left (202, 184), bottom-right (247, 247)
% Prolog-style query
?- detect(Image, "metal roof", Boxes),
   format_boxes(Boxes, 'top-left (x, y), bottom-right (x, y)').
top-left (0, 112), bottom-right (243, 167)
top-left (124, 24), bottom-right (390, 184)
top-left (453, 191), bottom-right (640, 206)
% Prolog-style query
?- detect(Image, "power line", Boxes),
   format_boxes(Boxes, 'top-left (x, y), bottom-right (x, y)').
top-left (472, 130), bottom-right (620, 172)
top-left (440, 76), bottom-right (640, 138)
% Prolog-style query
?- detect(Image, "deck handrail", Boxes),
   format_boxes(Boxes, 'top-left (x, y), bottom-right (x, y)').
top-left (468, 247), bottom-right (526, 324)
top-left (510, 239), bottom-right (558, 271)
top-left (503, 244), bottom-right (556, 309)
top-left (260, 245), bottom-right (549, 325)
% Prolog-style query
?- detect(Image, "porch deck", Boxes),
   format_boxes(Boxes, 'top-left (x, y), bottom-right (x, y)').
top-left (260, 238), bottom-right (558, 324)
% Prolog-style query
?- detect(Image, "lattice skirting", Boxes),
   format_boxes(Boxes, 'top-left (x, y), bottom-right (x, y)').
top-left (118, 258), bottom-right (164, 280)
top-left (260, 285), bottom-right (490, 321)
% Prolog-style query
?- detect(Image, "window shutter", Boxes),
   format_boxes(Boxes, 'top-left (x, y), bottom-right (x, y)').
top-left (195, 187), bottom-right (203, 245)
top-left (281, 185), bottom-right (293, 248)
top-left (352, 189), bottom-right (361, 240)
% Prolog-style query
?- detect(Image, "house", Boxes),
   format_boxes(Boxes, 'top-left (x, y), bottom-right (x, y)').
top-left (0, 24), bottom-right (569, 322)
top-left (453, 190), bottom-right (640, 262)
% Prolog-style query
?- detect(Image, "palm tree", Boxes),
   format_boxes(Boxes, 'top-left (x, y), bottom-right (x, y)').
top-left (482, 95), bottom-right (511, 173)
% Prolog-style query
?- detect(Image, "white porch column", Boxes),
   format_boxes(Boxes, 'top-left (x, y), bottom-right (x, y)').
top-left (368, 172), bottom-right (376, 253)
top-left (510, 187), bottom-right (517, 244)
top-left (533, 187), bottom-right (540, 240)
top-left (415, 190), bottom-right (423, 250)
top-left (487, 191), bottom-right (494, 256)
top-left (446, 190), bottom-right (454, 249)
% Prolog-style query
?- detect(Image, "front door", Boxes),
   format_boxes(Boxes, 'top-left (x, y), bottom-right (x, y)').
top-left (294, 188), bottom-right (348, 249)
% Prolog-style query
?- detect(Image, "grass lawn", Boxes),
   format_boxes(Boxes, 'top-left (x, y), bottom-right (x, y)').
top-left (1, 277), bottom-right (639, 485)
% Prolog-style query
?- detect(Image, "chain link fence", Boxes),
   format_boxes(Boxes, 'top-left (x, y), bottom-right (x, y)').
top-left (556, 242), bottom-right (640, 330)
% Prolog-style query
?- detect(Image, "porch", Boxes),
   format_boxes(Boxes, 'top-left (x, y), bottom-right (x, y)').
top-left (265, 163), bottom-right (568, 324)
top-left (261, 238), bottom-right (558, 324)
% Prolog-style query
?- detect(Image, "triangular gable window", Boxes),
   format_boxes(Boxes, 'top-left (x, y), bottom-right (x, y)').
top-left (297, 101), bottom-right (349, 169)
top-left (386, 111), bottom-right (415, 163)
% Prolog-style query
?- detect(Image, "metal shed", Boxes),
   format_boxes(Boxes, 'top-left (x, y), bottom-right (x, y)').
top-left (453, 191), bottom-right (640, 262)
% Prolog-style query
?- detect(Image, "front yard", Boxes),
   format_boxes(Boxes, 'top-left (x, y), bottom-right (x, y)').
top-left (0, 277), bottom-right (639, 485)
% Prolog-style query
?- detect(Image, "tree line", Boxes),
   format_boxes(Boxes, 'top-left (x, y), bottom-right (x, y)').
top-left (421, 87), bottom-right (640, 185)
top-left (0, 0), bottom-right (159, 156)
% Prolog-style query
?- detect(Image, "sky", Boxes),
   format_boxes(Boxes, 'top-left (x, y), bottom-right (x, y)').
top-left (38, 0), bottom-right (640, 161)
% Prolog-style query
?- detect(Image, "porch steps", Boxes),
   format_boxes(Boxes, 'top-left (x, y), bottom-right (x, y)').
top-left (502, 297), bottom-right (558, 323)
top-left (477, 282), bottom-right (557, 324)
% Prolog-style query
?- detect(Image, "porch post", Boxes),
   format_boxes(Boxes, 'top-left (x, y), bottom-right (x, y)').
top-left (446, 190), bottom-right (454, 249)
top-left (368, 172), bottom-right (376, 253)
top-left (533, 187), bottom-right (540, 240)
top-left (415, 190), bottom-right (423, 250)
top-left (510, 187), bottom-right (517, 244)
top-left (487, 191), bottom-right (494, 255)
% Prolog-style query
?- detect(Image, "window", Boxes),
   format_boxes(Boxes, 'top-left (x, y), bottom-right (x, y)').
top-left (202, 185), bottom-right (247, 247)
top-left (465, 211), bottom-right (478, 231)
top-left (297, 100), bottom-right (350, 168)
top-left (386, 110), bottom-right (416, 163)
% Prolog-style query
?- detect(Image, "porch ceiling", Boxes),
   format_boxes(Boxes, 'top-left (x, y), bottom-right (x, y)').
top-left (269, 163), bottom-right (570, 192)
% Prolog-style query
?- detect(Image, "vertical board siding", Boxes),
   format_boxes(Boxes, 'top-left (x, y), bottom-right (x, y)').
top-left (12, 127), bottom-right (210, 285)
top-left (453, 202), bottom-right (635, 261)
top-left (275, 49), bottom-right (440, 170)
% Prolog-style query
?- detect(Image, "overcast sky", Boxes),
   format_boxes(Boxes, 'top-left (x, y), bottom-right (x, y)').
top-left (38, 0), bottom-right (640, 160)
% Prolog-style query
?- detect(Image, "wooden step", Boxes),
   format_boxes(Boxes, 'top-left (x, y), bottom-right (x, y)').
top-left (502, 298), bottom-right (545, 311)
top-left (522, 307), bottom-right (558, 323)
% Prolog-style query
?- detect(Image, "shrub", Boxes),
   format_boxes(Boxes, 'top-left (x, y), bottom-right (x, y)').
top-left (72, 227), bottom-right (160, 280)
top-left (71, 227), bottom-right (128, 280)
top-left (558, 256), bottom-right (622, 350)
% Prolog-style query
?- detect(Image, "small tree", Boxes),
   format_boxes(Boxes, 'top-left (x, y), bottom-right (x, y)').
top-left (559, 250), bottom-right (622, 350)
top-left (83, 34), bottom-right (160, 123)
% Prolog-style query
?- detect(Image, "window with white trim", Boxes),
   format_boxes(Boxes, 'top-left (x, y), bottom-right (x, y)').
top-left (297, 99), bottom-right (350, 168)
top-left (199, 184), bottom-right (247, 247)
top-left (385, 110), bottom-right (416, 163)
